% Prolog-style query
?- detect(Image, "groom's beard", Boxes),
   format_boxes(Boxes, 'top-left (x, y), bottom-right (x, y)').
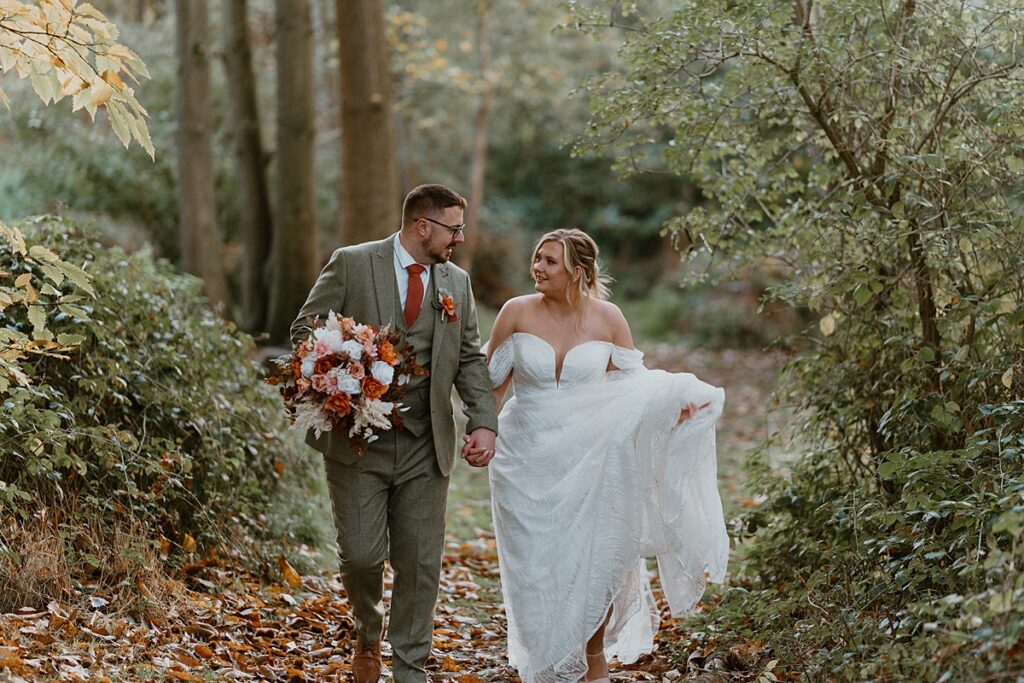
top-left (421, 238), bottom-right (457, 264)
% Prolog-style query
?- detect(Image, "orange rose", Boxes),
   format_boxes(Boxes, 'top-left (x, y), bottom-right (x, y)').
top-left (361, 377), bottom-right (388, 400)
top-left (292, 361), bottom-right (303, 380)
top-left (378, 340), bottom-right (399, 366)
top-left (325, 393), bottom-right (352, 416)
top-left (441, 295), bottom-right (456, 317)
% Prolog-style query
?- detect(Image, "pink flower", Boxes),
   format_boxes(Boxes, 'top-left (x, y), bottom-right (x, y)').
top-left (296, 378), bottom-right (311, 393)
top-left (363, 341), bottom-right (377, 357)
top-left (311, 373), bottom-right (336, 393)
top-left (313, 339), bottom-right (332, 357)
top-left (348, 363), bottom-right (365, 380)
top-left (355, 325), bottom-right (374, 344)
top-left (341, 317), bottom-right (356, 333)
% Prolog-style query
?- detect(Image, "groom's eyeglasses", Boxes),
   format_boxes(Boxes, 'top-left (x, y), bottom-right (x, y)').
top-left (420, 216), bottom-right (466, 238)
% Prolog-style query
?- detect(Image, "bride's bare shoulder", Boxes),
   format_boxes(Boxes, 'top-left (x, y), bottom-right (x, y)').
top-left (590, 299), bottom-right (633, 347)
top-left (497, 294), bottom-right (543, 321)
top-left (491, 295), bottom-right (540, 351)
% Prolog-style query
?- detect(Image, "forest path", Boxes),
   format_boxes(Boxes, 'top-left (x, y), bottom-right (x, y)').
top-left (0, 347), bottom-right (785, 682)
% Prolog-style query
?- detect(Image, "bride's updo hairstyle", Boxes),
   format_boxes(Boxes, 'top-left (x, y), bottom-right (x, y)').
top-left (532, 228), bottom-right (612, 308)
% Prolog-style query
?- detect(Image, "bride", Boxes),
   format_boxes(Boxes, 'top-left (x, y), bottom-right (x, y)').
top-left (482, 228), bottom-right (729, 683)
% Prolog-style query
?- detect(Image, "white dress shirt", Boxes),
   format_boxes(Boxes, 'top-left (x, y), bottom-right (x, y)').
top-left (393, 233), bottom-right (430, 311)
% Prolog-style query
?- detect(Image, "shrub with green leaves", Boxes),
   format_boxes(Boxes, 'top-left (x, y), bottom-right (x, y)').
top-left (572, 1), bottom-right (1024, 677)
top-left (0, 217), bottom-right (299, 580)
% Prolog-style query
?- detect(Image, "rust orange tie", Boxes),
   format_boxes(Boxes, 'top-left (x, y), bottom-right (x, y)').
top-left (404, 263), bottom-right (426, 328)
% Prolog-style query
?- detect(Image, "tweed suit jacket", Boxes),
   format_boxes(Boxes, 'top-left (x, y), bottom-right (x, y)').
top-left (289, 234), bottom-right (498, 476)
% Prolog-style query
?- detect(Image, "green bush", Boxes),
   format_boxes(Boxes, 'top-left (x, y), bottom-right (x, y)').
top-left (0, 217), bottom-right (305, 607)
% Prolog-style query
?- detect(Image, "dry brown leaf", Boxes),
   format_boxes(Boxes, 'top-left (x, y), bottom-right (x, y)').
top-left (194, 644), bottom-right (214, 660)
top-left (165, 671), bottom-right (204, 682)
top-left (182, 533), bottom-right (197, 553)
top-left (441, 655), bottom-right (462, 672)
top-left (279, 555), bottom-right (302, 590)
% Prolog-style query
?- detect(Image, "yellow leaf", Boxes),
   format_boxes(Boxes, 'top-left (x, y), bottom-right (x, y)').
top-left (1002, 368), bottom-right (1014, 389)
top-left (182, 533), bottom-right (196, 553)
top-left (278, 555), bottom-right (302, 589)
top-left (819, 312), bottom-right (836, 336)
top-left (14, 273), bottom-right (32, 288)
top-left (90, 79), bottom-right (114, 107)
top-left (441, 655), bottom-right (461, 672)
top-left (101, 69), bottom-right (124, 90)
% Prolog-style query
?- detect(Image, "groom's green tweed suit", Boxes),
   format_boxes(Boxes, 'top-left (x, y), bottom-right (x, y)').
top-left (290, 234), bottom-right (497, 683)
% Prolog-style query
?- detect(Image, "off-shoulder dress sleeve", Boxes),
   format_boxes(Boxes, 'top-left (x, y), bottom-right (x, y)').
top-left (610, 345), bottom-right (645, 371)
top-left (483, 337), bottom-right (514, 389)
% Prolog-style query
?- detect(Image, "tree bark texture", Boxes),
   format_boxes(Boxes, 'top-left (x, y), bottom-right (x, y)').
top-left (459, 0), bottom-right (493, 273)
top-left (176, 0), bottom-right (229, 308)
top-left (224, 0), bottom-right (273, 333)
top-left (266, 0), bottom-right (319, 345)
top-left (336, 0), bottom-right (399, 244)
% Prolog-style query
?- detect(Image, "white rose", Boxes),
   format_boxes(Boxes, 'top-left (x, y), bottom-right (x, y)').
top-left (337, 374), bottom-right (362, 396)
top-left (301, 358), bottom-right (315, 378)
top-left (397, 373), bottom-right (410, 386)
top-left (370, 361), bottom-right (395, 386)
top-left (340, 339), bottom-right (363, 360)
top-left (324, 329), bottom-right (345, 353)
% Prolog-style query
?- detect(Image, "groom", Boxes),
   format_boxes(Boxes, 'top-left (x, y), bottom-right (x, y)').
top-left (290, 184), bottom-right (498, 683)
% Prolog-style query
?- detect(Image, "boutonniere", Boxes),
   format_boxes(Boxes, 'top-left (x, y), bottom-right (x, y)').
top-left (433, 288), bottom-right (459, 323)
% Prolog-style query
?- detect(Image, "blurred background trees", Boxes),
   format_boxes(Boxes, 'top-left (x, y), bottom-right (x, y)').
top-left (2, 0), bottom-right (749, 346)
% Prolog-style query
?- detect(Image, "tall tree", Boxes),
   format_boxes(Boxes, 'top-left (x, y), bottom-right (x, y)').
top-left (265, 0), bottom-right (318, 344)
top-left (460, 0), bottom-right (494, 272)
top-left (224, 0), bottom-right (273, 333)
top-left (336, 0), bottom-right (399, 244)
top-left (176, 0), bottom-right (228, 307)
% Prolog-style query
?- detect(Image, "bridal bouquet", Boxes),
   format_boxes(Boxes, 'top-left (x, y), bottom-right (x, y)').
top-left (266, 312), bottom-right (427, 454)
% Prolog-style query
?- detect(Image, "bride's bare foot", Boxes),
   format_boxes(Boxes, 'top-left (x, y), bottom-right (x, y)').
top-left (584, 607), bottom-right (613, 681)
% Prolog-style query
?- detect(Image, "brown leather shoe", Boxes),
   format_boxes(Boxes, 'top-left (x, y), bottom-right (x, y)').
top-left (352, 639), bottom-right (382, 683)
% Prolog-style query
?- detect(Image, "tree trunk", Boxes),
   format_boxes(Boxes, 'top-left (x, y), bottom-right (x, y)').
top-left (336, 0), bottom-right (399, 245)
top-left (266, 0), bottom-right (319, 345)
top-left (176, 0), bottom-right (229, 309)
top-left (224, 0), bottom-right (272, 334)
top-left (459, 0), bottom-right (493, 273)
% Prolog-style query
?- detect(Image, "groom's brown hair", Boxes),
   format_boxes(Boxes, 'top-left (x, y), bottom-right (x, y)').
top-left (402, 184), bottom-right (467, 227)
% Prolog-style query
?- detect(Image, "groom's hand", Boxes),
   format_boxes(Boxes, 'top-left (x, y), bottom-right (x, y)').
top-left (461, 428), bottom-right (496, 467)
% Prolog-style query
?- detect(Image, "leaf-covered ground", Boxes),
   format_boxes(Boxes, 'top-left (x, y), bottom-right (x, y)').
top-left (0, 346), bottom-right (784, 682)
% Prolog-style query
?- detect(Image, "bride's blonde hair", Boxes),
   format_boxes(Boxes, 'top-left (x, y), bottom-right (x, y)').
top-left (531, 228), bottom-right (612, 309)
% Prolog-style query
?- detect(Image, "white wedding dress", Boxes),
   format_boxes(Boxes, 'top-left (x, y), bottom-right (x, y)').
top-left (486, 333), bottom-right (729, 683)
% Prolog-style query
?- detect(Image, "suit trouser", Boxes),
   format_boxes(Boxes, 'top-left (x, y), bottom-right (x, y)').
top-left (322, 427), bottom-right (448, 683)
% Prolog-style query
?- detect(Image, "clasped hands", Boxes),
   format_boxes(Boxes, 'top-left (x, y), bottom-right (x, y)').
top-left (461, 428), bottom-right (496, 467)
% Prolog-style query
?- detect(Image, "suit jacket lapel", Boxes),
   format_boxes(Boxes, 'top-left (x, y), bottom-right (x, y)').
top-left (430, 262), bottom-right (450, 369)
top-left (371, 235), bottom-right (400, 330)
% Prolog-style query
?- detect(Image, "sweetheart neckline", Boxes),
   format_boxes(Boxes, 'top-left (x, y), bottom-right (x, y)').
top-left (510, 332), bottom-right (612, 385)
